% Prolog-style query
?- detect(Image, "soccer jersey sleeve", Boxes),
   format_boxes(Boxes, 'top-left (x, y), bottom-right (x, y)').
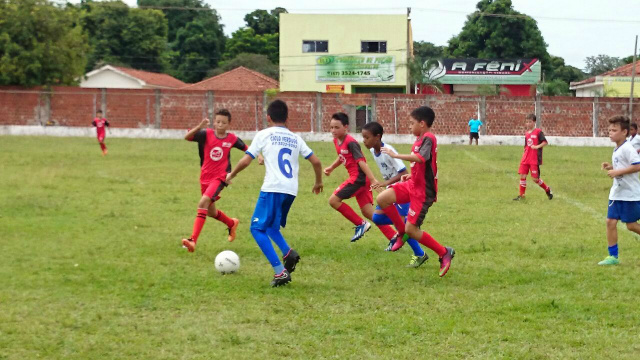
top-left (299, 136), bottom-right (314, 159)
top-left (91, 120), bottom-right (96, 127)
top-left (386, 144), bottom-right (406, 172)
top-left (468, 120), bottom-right (472, 127)
top-left (246, 132), bottom-right (264, 159)
top-left (347, 141), bottom-right (365, 163)
top-left (191, 129), bottom-right (207, 144)
top-left (628, 145), bottom-right (640, 165)
top-left (416, 137), bottom-right (433, 162)
top-left (538, 130), bottom-right (547, 144)
top-left (233, 137), bottom-right (248, 151)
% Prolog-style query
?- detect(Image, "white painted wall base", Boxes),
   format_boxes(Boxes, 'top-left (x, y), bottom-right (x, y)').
top-left (0, 125), bottom-right (614, 147)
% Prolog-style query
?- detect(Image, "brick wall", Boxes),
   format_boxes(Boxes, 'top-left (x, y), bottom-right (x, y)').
top-left (2, 86), bottom-right (640, 137)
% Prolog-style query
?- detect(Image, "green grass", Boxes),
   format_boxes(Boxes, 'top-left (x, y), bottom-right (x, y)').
top-left (1, 136), bottom-right (640, 359)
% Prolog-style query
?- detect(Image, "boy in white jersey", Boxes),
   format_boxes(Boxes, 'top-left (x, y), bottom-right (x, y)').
top-left (226, 100), bottom-right (324, 286)
top-left (362, 122), bottom-right (429, 268)
top-left (599, 116), bottom-right (640, 265)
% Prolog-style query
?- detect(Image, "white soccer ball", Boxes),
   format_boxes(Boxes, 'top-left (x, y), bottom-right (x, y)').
top-left (215, 250), bottom-right (240, 274)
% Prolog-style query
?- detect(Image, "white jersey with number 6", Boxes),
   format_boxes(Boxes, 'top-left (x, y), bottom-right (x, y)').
top-left (246, 126), bottom-right (313, 196)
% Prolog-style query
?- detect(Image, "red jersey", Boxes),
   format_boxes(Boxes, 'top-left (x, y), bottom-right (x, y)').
top-left (191, 129), bottom-right (247, 184)
top-left (334, 134), bottom-right (366, 180)
top-left (92, 117), bottom-right (109, 136)
top-left (521, 128), bottom-right (547, 165)
top-left (410, 132), bottom-right (438, 203)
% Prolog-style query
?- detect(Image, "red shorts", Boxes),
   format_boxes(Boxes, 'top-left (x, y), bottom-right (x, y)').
top-left (334, 177), bottom-right (373, 208)
top-left (200, 179), bottom-right (226, 202)
top-left (390, 181), bottom-right (432, 227)
top-left (518, 163), bottom-right (540, 177)
top-left (97, 132), bottom-right (105, 143)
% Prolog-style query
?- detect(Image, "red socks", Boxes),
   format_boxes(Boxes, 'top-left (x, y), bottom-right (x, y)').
top-left (376, 224), bottom-right (397, 241)
top-left (382, 205), bottom-right (405, 235)
top-left (337, 203), bottom-right (363, 226)
top-left (191, 208), bottom-right (208, 243)
top-left (534, 178), bottom-right (550, 192)
top-left (418, 231), bottom-right (446, 257)
top-left (213, 209), bottom-right (235, 228)
top-left (519, 179), bottom-right (526, 196)
top-left (99, 142), bottom-right (107, 151)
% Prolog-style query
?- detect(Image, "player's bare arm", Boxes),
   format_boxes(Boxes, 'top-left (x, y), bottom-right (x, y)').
top-left (383, 169), bottom-right (408, 187)
top-left (602, 162), bottom-right (613, 170)
top-left (531, 141), bottom-right (548, 150)
top-left (381, 147), bottom-right (423, 163)
top-left (324, 157), bottom-right (341, 176)
top-left (607, 164), bottom-right (640, 178)
top-left (184, 118), bottom-right (210, 140)
top-left (307, 154), bottom-right (324, 194)
top-left (358, 161), bottom-right (381, 190)
top-left (225, 154), bottom-right (253, 184)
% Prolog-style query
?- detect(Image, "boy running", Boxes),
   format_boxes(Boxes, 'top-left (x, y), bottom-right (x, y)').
top-left (599, 116), bottom-right (640, 265)
top-left (376, 106), bottom-right (455, 277)
top-left (92, 110), bottom-right (110, 155)
top-left (324, 113), bottom-right (397, 243)
top-left (181, 109), bottom-right (246, 253)
top-left (226, 100), bottom-right (323, 287)
top-left (362, 122), bottom-right (429, 268)
top-left (513, 114), bottom-right (553, 201)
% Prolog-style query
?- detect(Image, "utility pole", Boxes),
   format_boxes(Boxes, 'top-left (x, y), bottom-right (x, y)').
top-left (630, 35), bottom-right (638, 123)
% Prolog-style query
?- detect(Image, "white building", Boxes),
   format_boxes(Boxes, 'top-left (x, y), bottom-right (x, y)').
top-left (80, 65), bottom-right (187, 89)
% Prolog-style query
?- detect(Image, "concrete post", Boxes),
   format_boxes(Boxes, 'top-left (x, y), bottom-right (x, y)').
top-left (479, 96), bottom-right (487, 135)
top-left (101, 88), bottom-right (107, 115)
top-left (371, 94), bottom-right (377, 124)
top-left (315, 92), bottom-right (323, 132)
top-left (38, 91), bottom-right (51, 125)
top-left (207, 91), bottom-right (214, 122)
top-left (255, 96), bottom-right (259, 131)
top-left (593, 97), bottom-right (599, 137)
top-left (154, 89), bottom-right (162, 129)
top-left (535, 93), bottom-right (542, 128)
top-left (262, 92), bottom-right (268, 129)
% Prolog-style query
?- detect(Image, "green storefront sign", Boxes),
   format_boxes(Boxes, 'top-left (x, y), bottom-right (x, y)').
top-left (316, 55), bottom-right (395, 82)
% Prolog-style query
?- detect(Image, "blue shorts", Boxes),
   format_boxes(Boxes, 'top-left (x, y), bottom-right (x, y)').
top-left (251, 191), bottom-right (296, 231)
top-left (607, 200), bottom-right (640, 223)
top-left (374, 202), bottom-right (410, 216)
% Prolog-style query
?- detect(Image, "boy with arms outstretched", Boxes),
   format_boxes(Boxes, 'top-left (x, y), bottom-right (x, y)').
top-left (324, 113), bottom-right (398, 243)
top-left (376, 106), bottom-right (455, 277)
top-left (181, 109), bottom-right (246, 252)
top-left (599, 116), bottom-right (640, 265)
top-left (226, 100), bottom-right (324, 287)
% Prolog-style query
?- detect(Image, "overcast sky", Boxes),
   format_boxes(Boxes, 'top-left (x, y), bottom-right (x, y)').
top-left (83, 0), bottom-right (640, 70)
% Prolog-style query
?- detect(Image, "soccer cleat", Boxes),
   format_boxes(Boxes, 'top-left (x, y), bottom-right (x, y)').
top-left (438, 247), bottom-right (455, 277)
top-left (407, 253), bottom-right (429, 268)
top-left (513, 195), bottom-right (525, 201)
top-left (227, 218), bottom-right (239, 242)
top-left (546, 188), bottom-right (553, 200)
top-left (351, 221), bottom-right (371, 242)
top-left (270, 269), bottom-right (291, 287)
top-left (283, 249), bottom-right (300, 273)
top-left (385, 234), bottom-right (398, 251)
top-left (391, 233), bottom-right (409, 252)
top-left (597, 256), bottom-right (620, 265)
top-left (181, 238), bottom-right (196, 253)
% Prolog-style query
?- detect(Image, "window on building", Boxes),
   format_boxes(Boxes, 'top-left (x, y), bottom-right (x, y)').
top-left (302, 40), bottom-right (328, 53)
top-left (361, 41), bottom-right (387, 53)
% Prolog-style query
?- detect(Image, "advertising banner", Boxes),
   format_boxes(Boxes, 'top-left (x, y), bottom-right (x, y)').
top-left (316, 55), bottom-right (395, 82)
top-left (423, 58), bottom-right (541, 85)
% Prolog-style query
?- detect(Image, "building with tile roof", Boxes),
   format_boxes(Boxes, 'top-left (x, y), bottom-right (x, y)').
top-left (570, 61), bottom-right (640, 97)
top-left (182, 66), bottom-right (278, 92)
top-left (80, 65), bottom-right (187, 89)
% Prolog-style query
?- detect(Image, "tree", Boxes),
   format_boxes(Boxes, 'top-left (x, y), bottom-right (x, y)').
top-left (137, 0), bottom-right (226, 82)
top-left (584, 55), bottom-right (623, 76)
top-left (413, 41), bottom-right (445, 60)
top-left (0, 0), bottom-right (88, 86)
top-left (548, 55), bottom-right (584, 84)
top-left (244, 8), bottom-right (287, 35)
top-left (223, 28), bottom-right (278, 64)
top-left (208, 53), bottom-right (278, 80)
top-left (446, 0), bottom-right (551, 74)
top-left (81, 1), bottom-right (169, 73)
top-left (538, 79), bottom-right (570, 96)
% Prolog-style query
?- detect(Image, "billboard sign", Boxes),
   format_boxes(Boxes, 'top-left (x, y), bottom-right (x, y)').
top-left (316, 55), bottom-right (395, 82)
top-left (423, 58), bottom-right (541, 85)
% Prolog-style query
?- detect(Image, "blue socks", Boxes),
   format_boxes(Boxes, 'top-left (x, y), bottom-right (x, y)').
top-left (372, 212), bottom-right (392, 225)
top-left (407, 239), bottom-right (425, 257)
top-left (267, 226), bottom-right (291, 256)
top-left (251, 227), bottom-right (285, 274)
top-left (608, 244), bottom-right (619, 258)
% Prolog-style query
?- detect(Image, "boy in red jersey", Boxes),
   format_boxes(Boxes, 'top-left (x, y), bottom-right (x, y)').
top-left (92, 110), bottom-right (110, 155)
top-left (324, 112), bottom-right (397, 243)
top-left (181, 109), bottom-right (247, 252)
top-left (513, 114), bottom-right (553, 201)
top-left (376, 106), bottom-right (455, 277)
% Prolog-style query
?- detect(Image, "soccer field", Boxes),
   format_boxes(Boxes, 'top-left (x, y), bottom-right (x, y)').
top-left (1, 136), bottom-right (640, 359)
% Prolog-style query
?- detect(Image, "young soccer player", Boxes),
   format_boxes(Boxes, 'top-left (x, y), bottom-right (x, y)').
top-left (599, 116), bottom-right (640, 265)
top-left (362, 122), bottom-right (429, 268)
top-left (226, 100), bottom-right (323, 287)
top-left (324, 113), bottom-right (397, 243)
top-left (628, 123), bottom-right (640, 152)
top-left (468, 117), bottom-right (482, 145)
top-left (181, 109), bottom-right (246, 253)
top-left (513, 114), bottom-right (553, 201)
top-left (376, 106), bottom-right (455, 277)
top-left (92, 110), bottom-right (110, 155)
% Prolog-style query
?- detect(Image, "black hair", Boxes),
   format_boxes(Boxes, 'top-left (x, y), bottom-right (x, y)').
top-left (609, 115), bottom-right (631, 135)
top-left (362, 122), bottom-right (384, 138)
top-left (331, 112), bottom-right (349, 126)
top-left (410, 106), bottom-right (435, 127)
top-left (215, 108), bottom-right (232, 122)
top-left (631, 123), bottom-right (638, 130)
top-left (96, 109), bottom-right (103, 114)
top-left (267, 100), bottom-right (288, 123)
top-left (527, 113), bottom-right (537, 122)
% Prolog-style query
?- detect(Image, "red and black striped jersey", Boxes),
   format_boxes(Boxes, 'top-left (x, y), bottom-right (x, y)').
top-left (410, 132), bottom-right (438, 203)
top-left (191, 129), bottom-right (247, 184)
